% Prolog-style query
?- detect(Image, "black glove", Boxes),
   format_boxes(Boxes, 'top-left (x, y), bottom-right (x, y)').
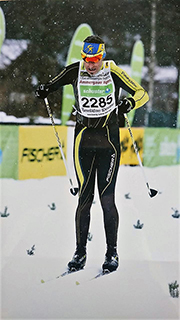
top-left (118, 97), bottom-right (135, 114)
top-left (35, 84), bottom-right (49, 99)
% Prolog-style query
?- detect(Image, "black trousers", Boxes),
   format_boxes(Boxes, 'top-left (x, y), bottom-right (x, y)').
top-left (73, 123), bottom-right (121, 253)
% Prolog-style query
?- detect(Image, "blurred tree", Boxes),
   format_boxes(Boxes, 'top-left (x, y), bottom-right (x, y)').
top-left (0, 0), bottom-right (179, 123)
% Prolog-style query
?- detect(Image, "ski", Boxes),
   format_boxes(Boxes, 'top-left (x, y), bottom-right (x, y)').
top-left (41, 268), bottom-right (83, 283)
top-left (41, 268), bottom-right (114, 284)
top-left (61, 268), bottom-right (83, 277)
top-left (41, 275), bottom-right (61, 283)
top-left (91, 269), bottom-right (111, 280)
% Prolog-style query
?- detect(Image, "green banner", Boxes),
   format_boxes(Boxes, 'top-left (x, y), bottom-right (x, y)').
top-left (0, 7), bottom-right (5, 52)
top-left (177, 76), bottom-right (180, 128)
top-left (0, 126), bottom-right (19, 179)
top-left (61, 23), bottom-right (93, 125)
top-left (143, 128), bottom-right (180, 167)
top-left (128, 40), bottom-right (144, 126)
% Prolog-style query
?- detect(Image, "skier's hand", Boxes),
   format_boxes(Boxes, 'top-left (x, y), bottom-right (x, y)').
top-left (118, 98), bottom-right (135, 114)
top-left (35, 84), bottom-right (49, 99)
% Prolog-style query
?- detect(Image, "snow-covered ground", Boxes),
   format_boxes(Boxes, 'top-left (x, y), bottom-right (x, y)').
top-left (0, 111), bottom-right (62, 125)
top-left (1, 165), bottom-right (180, 319)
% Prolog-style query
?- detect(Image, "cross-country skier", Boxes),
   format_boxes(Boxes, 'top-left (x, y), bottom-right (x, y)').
top-left (35, 35), bottom-right (149, 273)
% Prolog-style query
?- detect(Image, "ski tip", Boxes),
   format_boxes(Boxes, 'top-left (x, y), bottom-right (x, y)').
top-left (149, 188), bottom-right (158, 198)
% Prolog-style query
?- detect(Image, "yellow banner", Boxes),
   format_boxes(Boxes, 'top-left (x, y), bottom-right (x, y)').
top-left (18, 126), bottom-right (67, 179)
top-left (120, 128), bottom-right (144, 165)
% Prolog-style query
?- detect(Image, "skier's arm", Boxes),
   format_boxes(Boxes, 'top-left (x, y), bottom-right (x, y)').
top-left (110, 61), bottom-right (149, 110)
top-left (47, 62), bottom-right (79, 92)
top-left (35, 62), bottom-right (79, 99)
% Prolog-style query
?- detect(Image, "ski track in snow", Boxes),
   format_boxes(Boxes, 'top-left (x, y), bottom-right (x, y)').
top-left (1, 165), bottom-right (180, 320)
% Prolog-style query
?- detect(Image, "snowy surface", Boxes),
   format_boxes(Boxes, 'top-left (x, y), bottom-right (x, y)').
top-left (0, 39), bottom-right (29, 70)
top-left (0, 111), bottom-right (30, 124)
top-left (1, 165), bottom-right (180, 319)
top-left (0, 111), bottom-right (61, 125)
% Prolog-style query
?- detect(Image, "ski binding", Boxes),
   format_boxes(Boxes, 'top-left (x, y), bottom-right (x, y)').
top-left (93, 269), bottom-right (111, 279)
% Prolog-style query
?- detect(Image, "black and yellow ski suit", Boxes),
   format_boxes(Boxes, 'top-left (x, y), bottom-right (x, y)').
top-left (46, 60), bottom-right (149, 255)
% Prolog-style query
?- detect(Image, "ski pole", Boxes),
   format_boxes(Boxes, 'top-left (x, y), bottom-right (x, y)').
top-left (124, 113), bottom-right (158, 198)
top-left (44, 97), bottom-right (78, 196)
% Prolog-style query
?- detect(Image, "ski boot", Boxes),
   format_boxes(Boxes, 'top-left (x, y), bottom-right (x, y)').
top-left (68, 247), bottom-right (86, 271)
top-left (102, 247), bottom-right (119, 273)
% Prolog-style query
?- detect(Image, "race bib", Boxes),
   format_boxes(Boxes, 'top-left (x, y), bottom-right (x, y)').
top-left (77, 61), bottom-right (116, 118)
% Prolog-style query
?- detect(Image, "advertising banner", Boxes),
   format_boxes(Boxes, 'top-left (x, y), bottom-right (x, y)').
top-left (120, 127), bottom-right (144, 165)
top-left (0, 7), bottom-right (5, 52)
top-left (1, 126), bottom-right (179, 180)
top-left (61, 23), bottom-right (93, 125)
top-left (18, 126), bottom-right (67, 179)
top-left (177, 75), bottom-right (180, 128)
top-left (143, 128), bottom-right (180, 167)
top-left (128, 40), bottom-right (144, 126)
top-left (0, 125), bottom-right (18, 179)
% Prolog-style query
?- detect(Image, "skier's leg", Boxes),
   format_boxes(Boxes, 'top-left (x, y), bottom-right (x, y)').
top-left (75, 177), bottom-right (96, 252)
top-left (68, 125), bottom-right (96, 270)
top-left (97, 126), bottom-right (121, 271)
top-left (100, 193), bottom-right (119, 250)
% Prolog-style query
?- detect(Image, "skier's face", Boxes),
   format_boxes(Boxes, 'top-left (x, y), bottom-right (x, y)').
top-left (83, 58), bottom-right (103, 75)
